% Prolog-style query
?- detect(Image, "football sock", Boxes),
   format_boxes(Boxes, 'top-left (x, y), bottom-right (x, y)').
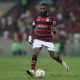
top-left (54, 56), bottom-right (69, 70)
top-left (62, 61), bottom-right (67, 67)
top-left (54, 56), bottom-right (62, 64)
top-left (31, 55), bottom-right (37, 70)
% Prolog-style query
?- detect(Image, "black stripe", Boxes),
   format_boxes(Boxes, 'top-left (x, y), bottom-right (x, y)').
top-left (36, 31), bottom-right (51, 34)
top-left (36, 28), bottom-right (51, 30)
top-left (36, 21), bottom-right (53, 25)
top-left (35, 35), bottom-right (52, 38)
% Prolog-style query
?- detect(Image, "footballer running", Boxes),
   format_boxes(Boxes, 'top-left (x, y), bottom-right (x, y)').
top-left (26, 3), bottom-right (69, 77)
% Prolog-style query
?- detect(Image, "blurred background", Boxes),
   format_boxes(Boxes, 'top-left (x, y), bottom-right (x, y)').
top-left (0, 0), bottom-right (80, 56)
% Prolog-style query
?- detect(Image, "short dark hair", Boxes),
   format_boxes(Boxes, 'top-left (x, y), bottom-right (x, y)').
top-left (41, 3), bottom-right (49, 7)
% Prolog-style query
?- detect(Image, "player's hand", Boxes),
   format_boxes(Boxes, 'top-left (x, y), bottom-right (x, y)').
top-left (28, 36), bottom-right (32, 44)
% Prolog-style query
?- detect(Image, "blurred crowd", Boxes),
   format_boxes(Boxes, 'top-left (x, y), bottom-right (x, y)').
top-left (0, 0), bottom-right (80, 55)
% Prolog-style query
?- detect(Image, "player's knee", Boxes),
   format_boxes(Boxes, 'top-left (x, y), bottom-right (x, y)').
top-left (49, 51), bottom-right (58, 59)
top-left (32, 55), bottom-right (37, 61)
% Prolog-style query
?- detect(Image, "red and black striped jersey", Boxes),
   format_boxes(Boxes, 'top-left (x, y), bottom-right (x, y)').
top-left (32, 15), bottom-right (56, 42)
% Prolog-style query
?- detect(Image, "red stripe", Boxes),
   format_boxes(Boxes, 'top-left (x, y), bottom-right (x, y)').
top-left (37, 29), bottom-right (51, 32)
top-left (43, 38), bottom-right (52, 39)
top-left (35, 18), bottom-right (53, 22)
top-left (35, 34), bottom-right (51, 36)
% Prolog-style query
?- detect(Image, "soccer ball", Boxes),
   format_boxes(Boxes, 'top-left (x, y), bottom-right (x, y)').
top-left (35, 69), bottom-right (45, 78)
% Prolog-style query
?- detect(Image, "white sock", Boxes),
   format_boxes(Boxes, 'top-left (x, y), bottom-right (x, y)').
top-left (62, 61), bottom-right (67, 67)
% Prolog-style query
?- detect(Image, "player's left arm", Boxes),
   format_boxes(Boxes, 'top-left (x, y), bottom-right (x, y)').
top-left (52, 20), bottom-right (58, 42)
top-left (53, 21), bottom-right (57, 35)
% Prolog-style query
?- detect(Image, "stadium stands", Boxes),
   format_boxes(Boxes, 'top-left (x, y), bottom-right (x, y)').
top-left (0, 0), bottom-right (80, 55)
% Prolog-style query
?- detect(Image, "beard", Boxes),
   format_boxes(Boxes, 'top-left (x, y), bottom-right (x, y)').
top-left (41, 11), bottom-right (47, 17)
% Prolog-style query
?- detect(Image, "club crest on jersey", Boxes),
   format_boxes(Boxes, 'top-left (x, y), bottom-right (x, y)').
top-left (46, 19), bottom-right (50, 22)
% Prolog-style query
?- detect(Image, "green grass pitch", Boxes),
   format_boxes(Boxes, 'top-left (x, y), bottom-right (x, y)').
top-left (0, 55), bottom-right (80, 80)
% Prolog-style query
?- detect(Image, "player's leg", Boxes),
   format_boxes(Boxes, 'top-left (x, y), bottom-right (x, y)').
top-left (45, 42), bottom-right (69, 71)
top-left (31, 47), bottom-right (42, 71)
top-left (26, 39), bottom-right (42, 77)
top-left (48, 51), bottom-right (69, 71)
top-left (26, 47), bottom-right (42, 77)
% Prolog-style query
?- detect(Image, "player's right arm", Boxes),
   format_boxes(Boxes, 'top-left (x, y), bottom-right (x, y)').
top-left (28, 18), bottom-right (36, 44)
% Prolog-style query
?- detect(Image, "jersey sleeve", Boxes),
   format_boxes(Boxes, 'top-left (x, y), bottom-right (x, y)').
top-left (53, 21), bottom-right (56, 27)
top-left (51, 16), bottom-right (60, 27)
top-left (32, 17), bottom-right (36, 29)
top-left (32, 21), bottom-right (36, 25)
top-left (32, 16), bottom-right (37, 26)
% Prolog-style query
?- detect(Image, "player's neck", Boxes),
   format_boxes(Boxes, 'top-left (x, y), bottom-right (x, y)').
top-left (41, 12), bottom-right (48, 18)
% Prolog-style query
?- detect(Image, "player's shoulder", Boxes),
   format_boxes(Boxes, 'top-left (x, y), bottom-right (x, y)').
top-left (47, 14), bottom-right (55, 20)
top-left (49, 15), bottom-right (59, 21)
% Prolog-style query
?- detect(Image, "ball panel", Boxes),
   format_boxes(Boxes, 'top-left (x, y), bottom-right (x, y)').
top-left (35, 69), bottom-right (45, 78)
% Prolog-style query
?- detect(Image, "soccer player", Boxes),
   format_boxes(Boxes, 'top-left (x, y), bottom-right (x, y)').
top-left (26, 3), bottom-right (69, 77)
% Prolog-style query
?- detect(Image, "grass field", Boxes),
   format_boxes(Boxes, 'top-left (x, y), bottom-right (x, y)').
top-left (0, 55), bottom-right (80, 80)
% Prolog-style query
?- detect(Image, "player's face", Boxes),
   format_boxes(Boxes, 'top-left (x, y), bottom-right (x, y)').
top-left (40, 6), bottom-right (48, 15)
